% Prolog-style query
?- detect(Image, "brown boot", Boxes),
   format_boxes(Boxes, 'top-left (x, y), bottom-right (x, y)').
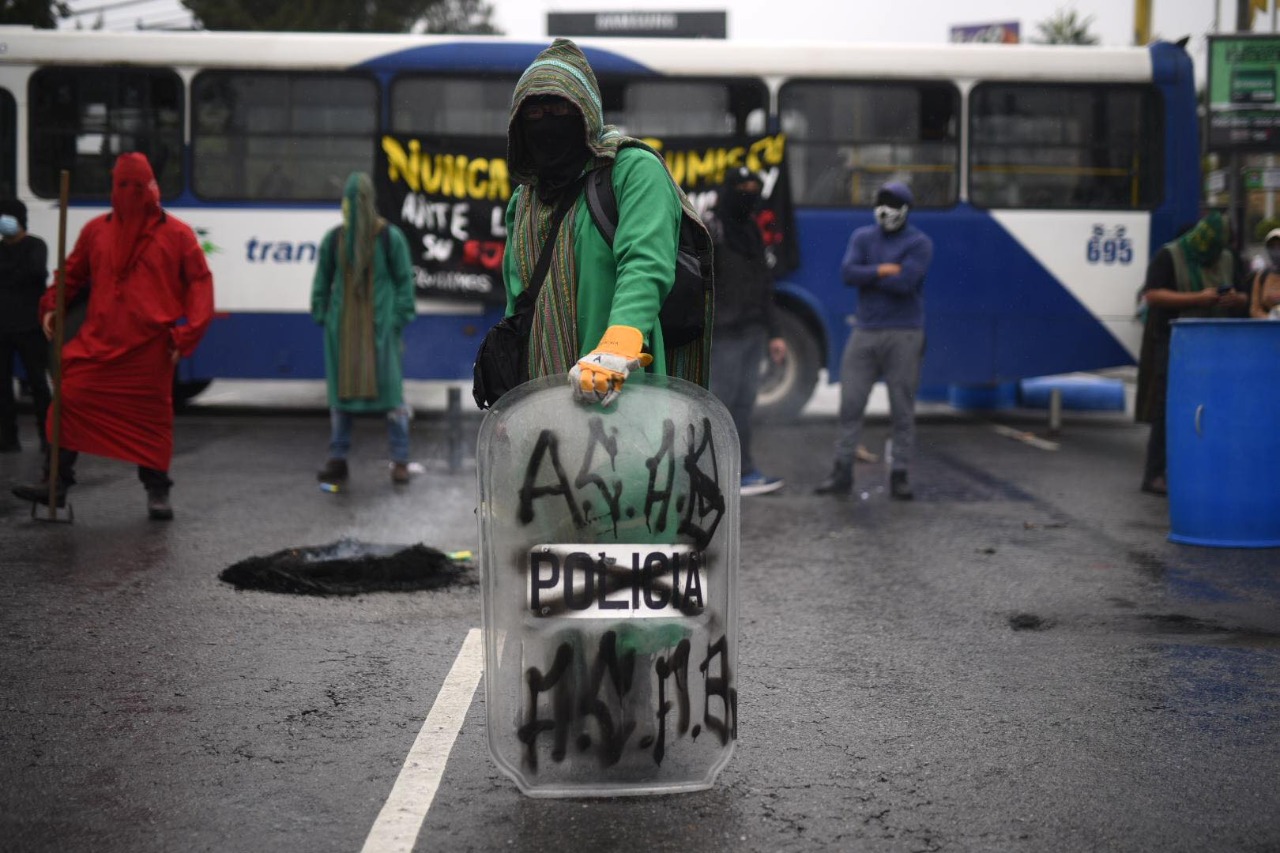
top-left (391, 462), bottom-right (410, 485)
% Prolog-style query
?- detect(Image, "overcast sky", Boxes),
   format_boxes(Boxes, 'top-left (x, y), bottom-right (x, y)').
top-left (496, 0), bottom-right (1220, 44)
top-left (496, 0), bottom-right (1276, 87)
top-left (60, 0), bottom-right (1280, 87)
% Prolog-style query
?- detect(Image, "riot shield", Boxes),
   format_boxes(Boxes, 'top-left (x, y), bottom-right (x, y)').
top-left (476, 373), bottom-right (740, 797)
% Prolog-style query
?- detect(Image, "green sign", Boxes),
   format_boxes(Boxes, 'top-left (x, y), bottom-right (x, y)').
top-left (1244, 168), bottom-right (1280, 191)
top-left (1208, 35), bottom-right (1280, 150)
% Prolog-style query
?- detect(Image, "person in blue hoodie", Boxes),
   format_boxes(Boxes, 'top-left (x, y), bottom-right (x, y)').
top-left (815, 181), bottom-right (932, 500)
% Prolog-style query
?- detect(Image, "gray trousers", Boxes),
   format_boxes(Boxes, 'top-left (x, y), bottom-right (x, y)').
top-left (833, 327), bottom-right (924, 473)
top-left (710, 328), bottom-right (766, 473)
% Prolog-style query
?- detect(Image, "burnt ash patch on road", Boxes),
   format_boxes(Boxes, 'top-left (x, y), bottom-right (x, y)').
top-left (219, 538), bottom-right (477, 596)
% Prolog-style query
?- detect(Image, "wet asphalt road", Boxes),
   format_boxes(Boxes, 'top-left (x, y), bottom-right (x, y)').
top-left (1, 393), bottom-right (1277, 853)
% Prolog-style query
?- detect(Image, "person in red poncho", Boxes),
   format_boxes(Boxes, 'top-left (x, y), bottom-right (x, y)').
top-left (11, 153), bottom-right (215, 520)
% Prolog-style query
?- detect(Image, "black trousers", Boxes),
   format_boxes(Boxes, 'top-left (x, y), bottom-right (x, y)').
top-left (44, 448), bottom-right (172, 492)
top-left (0, 328), bottom-right (52, 446)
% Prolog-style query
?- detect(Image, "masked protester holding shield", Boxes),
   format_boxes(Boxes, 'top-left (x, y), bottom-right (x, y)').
top-left (815, 181), bottom-right (932, 501)
top-left (501, 38), bottom-right (712, 406)
top-left (11, 153), bottom-right (215, 520)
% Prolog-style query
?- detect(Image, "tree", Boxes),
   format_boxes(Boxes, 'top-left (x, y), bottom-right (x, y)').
top-left (0, 0), bottom-right (69, 29)
top-left (1032, 7), bottom-right (1101, 45)
top-left (181, 0), bottom-right (499, 34)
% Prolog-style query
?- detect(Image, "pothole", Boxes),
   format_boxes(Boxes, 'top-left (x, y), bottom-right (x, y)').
top-left (1009, 613), bottom-right (1050, 631)
top-left (219, 538), bottom-right (477, 596)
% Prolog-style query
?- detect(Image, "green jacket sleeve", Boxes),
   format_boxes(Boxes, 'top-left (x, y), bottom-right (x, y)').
top-left (606, 147), bottom-right (682, 343)
top-left (502, 189), bottom-right (522, 318)
top-left (311, 229), bottom-right (336, 324)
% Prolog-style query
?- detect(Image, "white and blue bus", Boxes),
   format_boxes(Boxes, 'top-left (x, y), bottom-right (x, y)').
top-left (0, 29), bottom-right (1199, 415)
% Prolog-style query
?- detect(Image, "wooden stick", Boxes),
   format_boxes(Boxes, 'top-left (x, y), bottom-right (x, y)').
top-left (47, 169), bottom-right (70, 520)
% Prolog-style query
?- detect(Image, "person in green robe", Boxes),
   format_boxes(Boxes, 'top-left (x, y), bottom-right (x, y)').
top-left (311, 172), bottom-right (416, 487)
top-left (502, 38), bottom-right (712, 407)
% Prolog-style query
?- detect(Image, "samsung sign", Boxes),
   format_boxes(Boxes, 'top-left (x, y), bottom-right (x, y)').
top-left (548, 10), bottom-right (726, 38)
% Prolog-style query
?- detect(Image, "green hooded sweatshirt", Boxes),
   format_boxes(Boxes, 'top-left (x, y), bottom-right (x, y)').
top-left (503, 38), bottom-right (711, 387)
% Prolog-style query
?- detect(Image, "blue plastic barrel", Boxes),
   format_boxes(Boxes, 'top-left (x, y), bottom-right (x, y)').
top-left (1166, 319), bottom-right (1280, 548)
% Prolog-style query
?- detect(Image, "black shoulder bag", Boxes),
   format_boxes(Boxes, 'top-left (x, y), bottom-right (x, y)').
top-left (472, 178), bottom-right (584, 410)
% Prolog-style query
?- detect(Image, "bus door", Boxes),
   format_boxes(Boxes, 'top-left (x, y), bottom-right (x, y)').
top-left (0, 87), bottom-right (14, 197)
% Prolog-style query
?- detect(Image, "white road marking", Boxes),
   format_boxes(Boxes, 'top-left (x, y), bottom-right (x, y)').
top-left (360, 628), bottom-right (485, 853)
top-left (991, 424), bottom-right (1060, 451)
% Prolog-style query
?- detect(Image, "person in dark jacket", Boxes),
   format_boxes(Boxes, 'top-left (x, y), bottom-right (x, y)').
top-left (0, 199), bottom-right (51, 453)
top-left (707, 167), bottom-right (787, 495)
top-left (1135, 211), bottom-right (1248, 496)
top-left (816, 181), bottom-right (932, 500)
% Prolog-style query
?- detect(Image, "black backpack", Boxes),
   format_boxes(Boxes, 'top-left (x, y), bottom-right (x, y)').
top-left (584, 162), bottom-right (713, 349)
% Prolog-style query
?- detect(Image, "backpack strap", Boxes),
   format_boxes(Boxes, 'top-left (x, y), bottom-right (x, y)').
top-left (585, 163), bottom-right (619, 248)
top-left (516, 175), bottom-right (588, 311)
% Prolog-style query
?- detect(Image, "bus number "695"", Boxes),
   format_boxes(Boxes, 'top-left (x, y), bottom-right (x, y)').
top-left (1087, 225), bottom-right (1133, 265)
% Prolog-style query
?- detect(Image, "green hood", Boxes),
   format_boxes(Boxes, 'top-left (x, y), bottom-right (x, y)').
top-left (507, 38), bottom-right (623, 186)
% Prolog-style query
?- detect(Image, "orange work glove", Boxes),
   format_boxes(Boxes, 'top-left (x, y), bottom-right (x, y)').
top-left (568, 325), bottom-right (653, 407)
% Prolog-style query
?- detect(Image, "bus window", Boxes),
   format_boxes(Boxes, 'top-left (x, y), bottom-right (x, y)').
top-left (969, 84), bottom-right (1164, 210)
top-left (28, 67), bottom-right (183, 200)
top-left (598, 79), bottom-right (767, 138)
top-left (391, 76), bottom-right (517, 138)
top-left (779, 81), bottom-right (959, 208)
top-left (0, 89), bottom-right (14, 198)
top-left (192, 71), bottom-right (378, 202)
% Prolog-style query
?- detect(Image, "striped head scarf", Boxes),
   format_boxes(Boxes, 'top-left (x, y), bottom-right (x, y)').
top-left (506, 38), bottom-right (712, 387)
top-left (337, 172), bottom-right (383, 401)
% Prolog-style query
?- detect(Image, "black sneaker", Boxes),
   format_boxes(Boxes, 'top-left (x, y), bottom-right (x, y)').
top-left (890, 470), bottom-right (914, 501)
top-left (146, 488), bottom-right (174, 521)
top-left (316, 458), bottom-right (349, 485)
top-left (12, 480), bottom-right (69, 508)
top-left (814, 463), bottom-right (853, 495)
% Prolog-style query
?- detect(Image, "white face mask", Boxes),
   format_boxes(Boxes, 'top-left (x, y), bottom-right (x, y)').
top-left (874, 204), bottom-right (908, 233)
top-left (0, 215), bottom-right (19, 237)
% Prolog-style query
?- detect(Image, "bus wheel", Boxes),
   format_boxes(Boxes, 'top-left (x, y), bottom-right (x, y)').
top-left (173, 379), bottom-right (212, 411)
top-left (755, 309), bottom-right (820, 423)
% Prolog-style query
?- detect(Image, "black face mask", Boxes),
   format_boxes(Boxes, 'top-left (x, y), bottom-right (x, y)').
top-left (523, 114), bottom-right (588, 197)
top-left (726, 187), bottom-right (762, 221)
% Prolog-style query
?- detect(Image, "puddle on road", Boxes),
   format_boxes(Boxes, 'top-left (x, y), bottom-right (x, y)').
top-left (219, 538), bottom-right (477, 596)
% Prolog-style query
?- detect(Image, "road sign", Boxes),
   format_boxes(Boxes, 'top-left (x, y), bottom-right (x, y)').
top-left (1207, 35), bottom-right (1280, 150)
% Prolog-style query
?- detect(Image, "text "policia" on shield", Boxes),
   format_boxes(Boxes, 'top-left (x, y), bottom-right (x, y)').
top-left (527, 544), bottom-right (707, 618)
